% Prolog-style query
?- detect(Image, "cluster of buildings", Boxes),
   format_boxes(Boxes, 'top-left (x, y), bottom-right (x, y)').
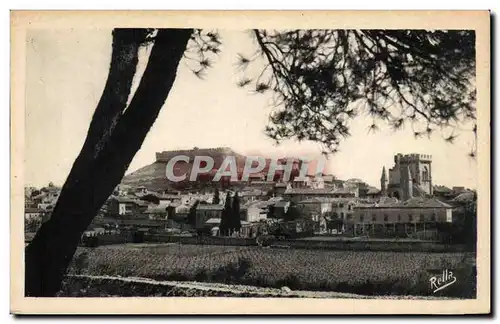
top-left (24, 152), bottom-right (476, 240)
top-left (24, 183), bottom-right (60, 232)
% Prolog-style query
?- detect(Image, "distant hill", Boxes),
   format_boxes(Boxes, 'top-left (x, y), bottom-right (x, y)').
top-left (122, 147), bottom-right (301, 191)
top-left (121, 161), bottom-right (174, 191)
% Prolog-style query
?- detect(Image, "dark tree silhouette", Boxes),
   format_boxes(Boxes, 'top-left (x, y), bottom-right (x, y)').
top-left (463, 192), bottom-right (478, 251)
top-left (267, 205), bottom-right (275, 219)
top-left (325, 217), bottom-right (344, 233)
top-left (219, 193), bottom-right (232, 236)
top-left (284, 204), bottom-right (301, 221)
top-left (238, 30), bottom-right (476, 154)
top-left (187, 200), bottom-right (200, 228)
top-left (232, 192), bottom-right (241, 233)
top-left (447, 191), bottom-right (477, 250)
top-left (212, 188), bottom-right (220, 205)
top-left (25, 28), bottom-right (192, 296)
top-left (25, 28), bottom-right (476, 296)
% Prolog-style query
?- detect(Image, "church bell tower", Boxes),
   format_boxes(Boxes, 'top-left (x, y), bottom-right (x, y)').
top-left (380, 166), bottom-right (387, 197)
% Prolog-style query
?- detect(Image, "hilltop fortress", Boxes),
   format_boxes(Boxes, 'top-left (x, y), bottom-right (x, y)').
top-left (123, 147), bottom-right (306, 190)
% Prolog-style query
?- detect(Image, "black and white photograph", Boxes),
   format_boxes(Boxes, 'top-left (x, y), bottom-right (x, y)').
top-left (10, 10), bottom-right (490, 315)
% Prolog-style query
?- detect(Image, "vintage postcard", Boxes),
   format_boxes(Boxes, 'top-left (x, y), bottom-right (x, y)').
top-left (10, 10), bottom-right (490, 315)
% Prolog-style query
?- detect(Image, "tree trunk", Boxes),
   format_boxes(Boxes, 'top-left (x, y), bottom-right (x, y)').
top-left (25, 28), bottom-right (192, 297)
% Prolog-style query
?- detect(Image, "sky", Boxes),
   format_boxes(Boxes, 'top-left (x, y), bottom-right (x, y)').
top-left (24, 29), bottom-right (478, 189)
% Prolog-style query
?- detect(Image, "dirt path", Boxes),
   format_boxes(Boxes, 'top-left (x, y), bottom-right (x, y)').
top-left (66, 274), bottom-right (457, 299)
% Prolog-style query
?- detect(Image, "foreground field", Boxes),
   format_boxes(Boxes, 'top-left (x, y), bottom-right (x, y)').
top-left (59, 275), bottom-right (458, 299)
top-left (68, 243), bottom-right (476, 297)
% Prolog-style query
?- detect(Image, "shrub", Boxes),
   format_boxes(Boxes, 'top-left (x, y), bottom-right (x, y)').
top-left (211, 258), bottom-right (253, 283)
top-left (276, 274), bottom-right (302, 291)
top-left (73, 252), bottom-right (89, 275)
top-left (194, 269), bottom-right (209, 282)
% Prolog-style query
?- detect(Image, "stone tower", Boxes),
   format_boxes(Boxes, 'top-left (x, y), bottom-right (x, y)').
top-left (380, 166), bottom-right (387, 196)
top-left (401, 165), bottom-right (413, 201)
top-left (388, 153), bottom-right (433, 197)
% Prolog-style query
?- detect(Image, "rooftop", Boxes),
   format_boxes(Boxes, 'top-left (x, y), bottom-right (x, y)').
top-left (118, 219), bottom-right (166, 227)
top-left (196, 204), bottom-right (224, 211)
top-left (366, 187), bottom-right (381, 195)
top-left (452, 191), bottom-right (476, 203)
top-left (240, 189), bottom-right (266, 196)
top-left (355, 197), bottom-right (452, 209)
top-left (293, 177), bottom-right (311, 182)
top-left (434, 185), bottom-right (452, 193)
top-left (297, 197), bottom-right (356, 204)
top-left (111, 196), bottom-right (137, 203)
top-left (399, 197), bottom-right (451, 208)
top-left (205, 218), bottom-right (221, 225)
top-left (284, 188), bottom-right (337, 195)
top-left (25, 207), bottom-right (43, 213)
top-left (143, 206), bottom-right (168, 214)
top-left (242, 199), bottom-right (277, 210)
top-left (274, 201), bottom-right (291, 208)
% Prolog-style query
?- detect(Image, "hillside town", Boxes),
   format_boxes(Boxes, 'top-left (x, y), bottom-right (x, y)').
top-left (24, 148), bottom-right (477, 244)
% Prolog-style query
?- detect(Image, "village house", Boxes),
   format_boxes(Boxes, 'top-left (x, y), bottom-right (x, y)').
top-left (292, 176), bottom-right (312, 188)
top-left (240, 188), bottom-right (267, 203)
top-left (143, 203), bottom-right (169, 220)
top-left (284, 187), bottom-right (358, 203)
top-left (322, 174), bottom-right (336, 185)
top-left (328, 198), bottom-right (357, 220)
top-left (30, 186), bottom-right (61, 211)
top-left (181, 192), bottom-right (213, 206)
top-left (296, 197), bottom-right (334, 219)
top-left (271, 200), bottom-right (291, 218)
top-left (204, 218), bottom-right (255, 237)
top-left (106, 196), bottom-right (150, 216)
top-left (240, 201), bottom-right (269, 223)
top-left (346, 197), bottom-right (453, 238)
top-left (25, 186), bottom-right (37, 198)
top-left (292, 197), bottom-right (358, 232)
top-left (83, 227), bottom-right (107, 237)
top-left (25, 199), bottom-right (34, 209)
top-left (362, 187), bottom-right (381, 198)
top-left (451, 191), bottom-right (476, 205)
top-left (290, 174), bottom-right (325, 189)
top-left (158, 192), bottom-right (182, 202)
top-left (114, 184), bottom-right (131, 196)
top-left (284, 187), bottom-right (333, 202)
top-left (135, 191), bottom-right (182, 205)
top-left (172, 198), bottom-right (202, 218)
top-left (24, 207), bottom-right (43, 220)
top-left (247, 172), bottom-right (266, 183)
top-left (40, 184), bottom-right (61, 201)
top-left (36, 203), bottom-right (54, 212)
top-left (274, 182), bottom-right (288, 196)
top-left (195, 204), bottom-right (224, 229)
top-left (247, 181), bottom-right (276, 191)
top-left (310, 176), bottom-right (325, 189)
top-left (166, 215), bottom-right (191, 232)
top-left (331, 178), bottom-right (345, 189)
top-left (433, 185), bottom-right (454, 200)
top-left (133, 186), bottom-right (149, 195)
top-left (24, 207), bottom-right (50, 233)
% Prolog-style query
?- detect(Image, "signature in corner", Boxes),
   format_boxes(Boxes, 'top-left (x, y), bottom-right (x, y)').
top-left (429, 269), bottom-right (457, 293)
